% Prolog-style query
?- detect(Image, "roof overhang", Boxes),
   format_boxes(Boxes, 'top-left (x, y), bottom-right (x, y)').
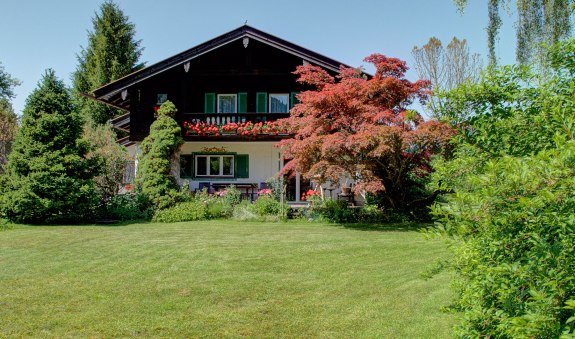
top-left (90, 25), bottom-right (350, 108)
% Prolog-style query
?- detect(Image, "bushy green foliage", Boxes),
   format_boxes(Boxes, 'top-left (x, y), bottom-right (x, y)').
top-left (251, 195), bottom-right (285, 217)
top-left (433, 141), bottom-right (575, 337)
top-left (151, 187), bottom-right (242, 223)
top-left (0, 70), bottom-right (100, 224)
top-left (136, 101), bottom-right (184, 210)
top-left (0, 218), bottom-right (12, 231)
top-left (85, 123), bottom-right (128, 202)
top-left (219, 185), bottom-right (241, 207)
top-left (315, 199), bottom-right (356, 223)
top-left (72, 0), bottom-right (143, 125)
top-left (104, 193), bottom-right (150, 221)
top-left (152, 201), bottom-right (207, 223)
top-left (431, 39), bottom-right (575, 337)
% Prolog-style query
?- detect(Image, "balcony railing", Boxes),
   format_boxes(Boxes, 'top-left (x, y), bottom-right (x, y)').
top-left (182, 112), bottom-right (290, 125)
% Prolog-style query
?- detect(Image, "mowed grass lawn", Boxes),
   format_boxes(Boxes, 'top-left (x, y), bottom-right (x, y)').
top-left (0, 220), bottom-right (454, 337)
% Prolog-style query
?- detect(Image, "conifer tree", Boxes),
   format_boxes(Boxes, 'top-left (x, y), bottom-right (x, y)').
top-left (136, 101), bottom-right (183, 210)
top-left (73, 1), bottom-right (143, 125)
top-left (0, 70), bottom-right (100, 223)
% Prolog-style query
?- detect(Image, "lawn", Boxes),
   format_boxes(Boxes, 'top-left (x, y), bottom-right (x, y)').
top-left (0, 220), bottom-right (454, 337)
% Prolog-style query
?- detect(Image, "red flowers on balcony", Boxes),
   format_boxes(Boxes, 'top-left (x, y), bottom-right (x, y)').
top-left (183, 120), bottom-right (291, 137)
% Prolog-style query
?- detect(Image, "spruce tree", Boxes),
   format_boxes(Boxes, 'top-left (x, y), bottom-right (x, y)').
top-left (0, 70), bottom-right (100, 224)
top-left (136, 101), bottom-right (183, 210)
top-left (73, 0), bottom-right (143, 125)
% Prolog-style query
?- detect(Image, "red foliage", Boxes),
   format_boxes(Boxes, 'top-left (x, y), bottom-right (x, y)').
top-left (278, 54), bottom-right (454, 208)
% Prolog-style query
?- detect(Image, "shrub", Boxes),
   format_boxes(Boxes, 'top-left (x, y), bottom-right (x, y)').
top-left (232, 200), bottom-right (261, 221)
top-left (104, 193), bottom-right (150, 221)
top-left (251, 195), bottom-right (285, 217)
top-left (358, 204), bottom-right (387, 223)
top-left (0, 218), bottom-right (12, 231)
top-left (152, 201), bottom-right (207, 223)
top-left (217, 185), bottom-right (241, 207)
top-left (84, 123), bottom-right (128, 202)
top-left (206, 199), bottom-right (232, 219)
top-left (432, 141), bottom-right (575, 337)
top-left (430, 39), bottom-right (575, 337)
top-left (315, 199), bottom-right (357, 223)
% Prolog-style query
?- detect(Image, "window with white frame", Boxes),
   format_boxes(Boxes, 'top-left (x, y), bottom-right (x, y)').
top-left (217, 94), bottom-right (237, 113)
top-left (269, 93), bottom-right (289, 113)
top-left (195, 155), bottom-right (234, 177)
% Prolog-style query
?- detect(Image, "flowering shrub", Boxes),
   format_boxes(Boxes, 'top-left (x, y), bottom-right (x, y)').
top-left (301, 189), bottom-right (320, 201)
top-left (183, 120), bottom-right (291, 137)
top-left (258, 188), bottom-right (272, 195)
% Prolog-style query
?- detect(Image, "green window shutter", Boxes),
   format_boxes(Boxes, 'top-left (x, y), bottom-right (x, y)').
top-left (204, 93), bottom-right (215, 113)
top-left (179, 155), bottom-right (193, 178)
top-left (290, 92), bottom-right (300, 109)
top-left (256, 92), bottom-right (267, 113)
top-left (238, 92), bottom-right (247, 113)
top-left (235, 154), bottom-right (249, 178)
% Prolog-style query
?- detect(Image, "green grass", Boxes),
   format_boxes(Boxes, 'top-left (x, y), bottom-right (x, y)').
top-left (0, 220), bottom-right (454, 337)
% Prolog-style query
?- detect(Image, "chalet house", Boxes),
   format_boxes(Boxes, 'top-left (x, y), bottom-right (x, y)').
top-left (88, 25), bottom-right (348, 202)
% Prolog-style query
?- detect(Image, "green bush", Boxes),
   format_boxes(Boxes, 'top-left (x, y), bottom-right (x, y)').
top-left (206, 199), bottom-right (232, 219)
top-left (432, 141), bottom-right (575, 337)
top-left (0, 218), bottom-right (13, 231)
top-left (152, 201), bottom-right (207, 223)
top-left (251, 195), bottom-right (285, 217)
top-left (229, 194), bottom-right (287, 222)
top-left (104, 193), bottom-right (150, 221)
top-left (358, 204), bottom-right (387, 223)
top-left (316, 199), bottom-right (357, 223)
top-left (430, 39), bottom-right (575, 337)
top-left (219, 185), bottom-right (241, 207)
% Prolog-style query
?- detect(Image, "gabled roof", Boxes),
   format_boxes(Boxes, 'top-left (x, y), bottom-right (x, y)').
top-left (91, 25), bottom-right (349, 103)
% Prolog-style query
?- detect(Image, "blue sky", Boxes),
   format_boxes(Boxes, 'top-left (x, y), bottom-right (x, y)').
top-left (0, 0), bottom-right (517, 115)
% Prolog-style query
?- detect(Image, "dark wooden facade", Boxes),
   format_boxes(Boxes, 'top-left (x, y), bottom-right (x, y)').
top-left (91, 25), bottom-right (346, 142)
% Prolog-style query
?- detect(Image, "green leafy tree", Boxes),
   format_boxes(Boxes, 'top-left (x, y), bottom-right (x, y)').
top-left (72, 0), bottom-right (143, 125)
top-left (136, 101), bottom-right (184, 210)
top-left (0, 70), bottom-right (100, 224)
top-left (431, 39), bottom-right (575, 337)
top-left (0, 100), bottom-right (18, 173)
top-left (0, 62), bottom-right (21, 173)
top-left (0, 61), bottom-right (20, 100)
top-left (455, 0), bottom-right (574, 65)
top-left (84, 123), bottom-right (128, 202)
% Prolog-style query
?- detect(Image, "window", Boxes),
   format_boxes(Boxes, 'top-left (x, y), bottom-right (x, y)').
top-left (157, 93), bottom-right (168, 105)
top-left (217, 94), bottom-right (237, 113)
top-left (195, 155), bottom-right (234, 177)
top-left (269, 93), bottom-right (289, 113)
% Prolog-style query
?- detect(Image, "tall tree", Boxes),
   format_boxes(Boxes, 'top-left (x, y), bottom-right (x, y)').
top-left (0, 70), bottom-right (100, 224)
top-left (412, 37), bottom-right (482, 117)
top-left (73, 0), bottom-right (143, 125)
top-left (454, 0), bottom-right (574, 65)
top-left (278, 56), bottom-right (454, 212)
top-left (0, 62), bottom-right (21, 173)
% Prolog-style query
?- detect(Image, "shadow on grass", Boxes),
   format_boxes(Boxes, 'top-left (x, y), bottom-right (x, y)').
top-left (336, 222), bottom-right (432, 232)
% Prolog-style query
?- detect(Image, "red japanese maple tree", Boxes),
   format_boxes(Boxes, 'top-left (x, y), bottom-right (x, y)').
top-left (278, 54), bottom-right (454, 209)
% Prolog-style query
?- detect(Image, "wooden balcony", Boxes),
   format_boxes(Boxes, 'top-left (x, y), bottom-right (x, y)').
top-left (182, 112), bottom-right (290, 125)
top-left (181, 112), bottom-right (292, 141)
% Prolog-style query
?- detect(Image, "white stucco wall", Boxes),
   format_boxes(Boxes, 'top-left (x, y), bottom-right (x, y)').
top-left (179, 141), bottom-right (281, 190)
